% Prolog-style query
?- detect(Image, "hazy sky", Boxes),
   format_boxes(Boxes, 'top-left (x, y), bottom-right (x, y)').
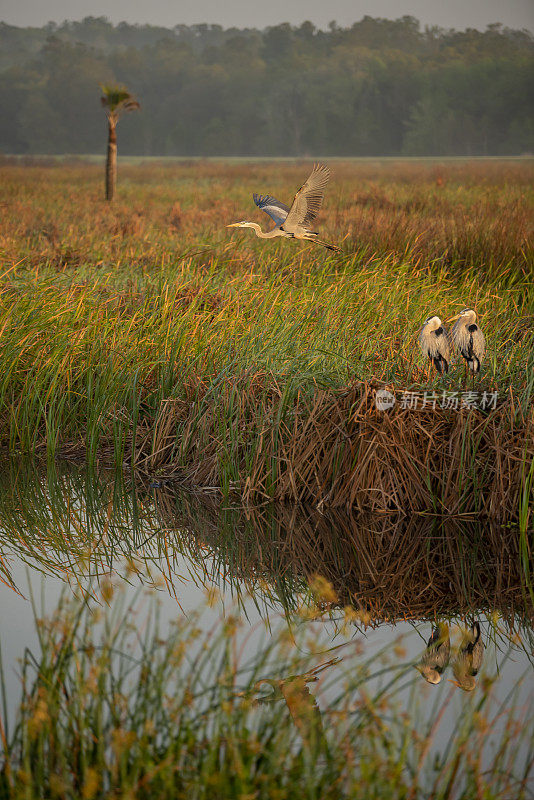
top-left (1, 0), bottom-right (533, 32)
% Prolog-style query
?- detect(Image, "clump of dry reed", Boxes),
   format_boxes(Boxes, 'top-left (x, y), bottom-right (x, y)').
top-left (132, 378), bottom-right (533, 521)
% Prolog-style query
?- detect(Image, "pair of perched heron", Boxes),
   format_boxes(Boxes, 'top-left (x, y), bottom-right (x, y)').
top-left (419, 311), bottom-right (486, 375)
top-left (416, 622), bottom-right (484, 691)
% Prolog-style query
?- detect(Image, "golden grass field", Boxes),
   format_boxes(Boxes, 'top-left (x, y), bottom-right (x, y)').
top-left (0, 159), bottom-right (533, 519)
top-left (2, 159), bottom-right (533, 274)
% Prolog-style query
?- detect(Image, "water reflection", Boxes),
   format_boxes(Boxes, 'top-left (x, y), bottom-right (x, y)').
top-left (451, 622), bottom-right (485, 692)
top-left (0, 460), bottom-right (532, 641)
top-left (0, 460), bottom-right (532, 793)
top-left (154, 490), bottom-right (532, 628)
top-left (416, 624), bottom-right (450, 685)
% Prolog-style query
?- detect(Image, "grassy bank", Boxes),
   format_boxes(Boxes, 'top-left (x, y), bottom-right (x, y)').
top-left (0, 162), bottom-right (533, 517)
top-left (1, 584), bottom-right (533, 799)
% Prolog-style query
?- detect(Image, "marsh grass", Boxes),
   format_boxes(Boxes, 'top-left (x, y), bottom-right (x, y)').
top-left (2, 160), bottom-right (533, 276)
top-left (0, 161), bottom-right (532, 515)
top-left (0, 580), bottom-right (533, 800)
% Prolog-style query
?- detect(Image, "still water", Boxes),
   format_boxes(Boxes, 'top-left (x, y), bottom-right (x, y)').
top-left (0, 460), bottom-right (532, 788)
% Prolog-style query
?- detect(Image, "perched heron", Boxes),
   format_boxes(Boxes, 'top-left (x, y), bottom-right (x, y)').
top-left (227, 163), bottom-right (341, 251)
top-left (448, 308), bottom-right (485, 374)
top-left (416, 624), bottom-right (450, 684)
top-left (419, 316), bottom-right (452, 375)
top-left (451, 621), bottom-right (484, 691)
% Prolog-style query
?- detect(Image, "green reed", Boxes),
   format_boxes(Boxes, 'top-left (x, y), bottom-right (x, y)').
top-left (0, 258), bottom-right (531, 450)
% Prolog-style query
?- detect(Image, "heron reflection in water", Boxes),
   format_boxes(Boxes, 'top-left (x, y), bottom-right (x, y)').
top-left (416, 622), bottom-right (484, 690)
top-left (451, 621), bottom-right (485, 691)
top-left (416, 623), bottom-right (451, 684)
top-left (239, 658), bottom-right (339, 750)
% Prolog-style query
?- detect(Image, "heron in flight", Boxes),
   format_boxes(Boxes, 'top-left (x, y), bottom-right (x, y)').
top-left (419, 316), bottom-right (452, 375)
top-left (448, 308), bottom-right (485, 373)
top-left (451, 621), bottom-right (484, 691)
top-left (416, 624), bottom-right (450, 685)
top-left (227, 163), bottom-right (341, 251)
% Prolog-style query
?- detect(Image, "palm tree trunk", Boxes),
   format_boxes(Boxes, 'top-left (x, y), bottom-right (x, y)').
top-left (105, 120), bottom-right (117, 201)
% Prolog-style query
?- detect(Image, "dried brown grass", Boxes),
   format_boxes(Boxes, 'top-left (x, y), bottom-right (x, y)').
top-left (130, 378), bottom-right (533, 521)
top-left (1, 159), bottom-right (532, 274)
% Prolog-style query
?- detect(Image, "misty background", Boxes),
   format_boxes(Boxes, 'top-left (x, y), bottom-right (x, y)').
top-left (0, 14), bottom-right (533, 156)
top-left (3, 0), bottom-right (534, 33)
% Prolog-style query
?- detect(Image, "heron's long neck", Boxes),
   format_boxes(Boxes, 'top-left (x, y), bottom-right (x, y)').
top-left (247, 223), bottom-right (280, 239)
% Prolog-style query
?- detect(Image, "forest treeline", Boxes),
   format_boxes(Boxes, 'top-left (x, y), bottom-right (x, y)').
top-left (0, 15), bottom-right (533, 156)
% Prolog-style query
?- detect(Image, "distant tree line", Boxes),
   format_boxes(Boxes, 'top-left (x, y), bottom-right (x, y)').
top-left (0, 15), bottom-right (533, 156)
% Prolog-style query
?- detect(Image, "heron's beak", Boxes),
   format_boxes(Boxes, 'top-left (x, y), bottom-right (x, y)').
top-left (226, 223), bottom-right (240, 228)
top-left (447, 679), bottom-right (461, 688)
top-left (445, 313), bottom-right (461, 323)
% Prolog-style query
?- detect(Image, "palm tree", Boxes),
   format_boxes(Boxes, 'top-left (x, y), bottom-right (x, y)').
top-left (100, 84), bottom-right (140, 201)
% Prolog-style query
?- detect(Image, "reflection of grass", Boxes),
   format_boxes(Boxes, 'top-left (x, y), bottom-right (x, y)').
top-left (155, 488), bottom-right (534, 634)
top-left (0, 462), bottom-right (532, 647)
top-left (0, 584), bottom-right (532, 799)
top-left (0, 162), bottom-right (533, 515)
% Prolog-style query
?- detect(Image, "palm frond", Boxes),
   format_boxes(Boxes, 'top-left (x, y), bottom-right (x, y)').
top-left (100, 84), bottom-right (140, 118)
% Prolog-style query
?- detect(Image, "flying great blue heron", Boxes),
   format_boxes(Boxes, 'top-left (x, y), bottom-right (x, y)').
top-left (416, 624), bottom-right (451, 685)
top-left (227, 163), bottom-right (341, 251)
top-left (448, 308), bottom-right (485, 373)
top-left (451, 621), bottom-right (484, 691)
top-left (418, 316), bottom-right (452, 374)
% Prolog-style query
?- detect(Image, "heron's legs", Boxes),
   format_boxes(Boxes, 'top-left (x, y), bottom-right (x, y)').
top-left (462, 361), bottom-right (468, 391)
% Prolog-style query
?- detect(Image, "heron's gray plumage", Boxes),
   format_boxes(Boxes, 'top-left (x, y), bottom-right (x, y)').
top-left (450, 309), bottom-right (485, 373)
top-left (419, 316), bottom-right (452, 374)
top-left (253, 194), bottom-right (290, 227)
top-left (227, 164), bottom-right (340, 251)
top-left (452, 622), bottom-right (484, 691)
top-left (416, 624), bottom-right (450, 684)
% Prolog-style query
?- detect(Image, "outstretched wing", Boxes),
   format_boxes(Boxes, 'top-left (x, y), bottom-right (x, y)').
top-left (283, 163), bottom-right (331, 231)
top-left (253, 194), bottom-right (290, 227)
